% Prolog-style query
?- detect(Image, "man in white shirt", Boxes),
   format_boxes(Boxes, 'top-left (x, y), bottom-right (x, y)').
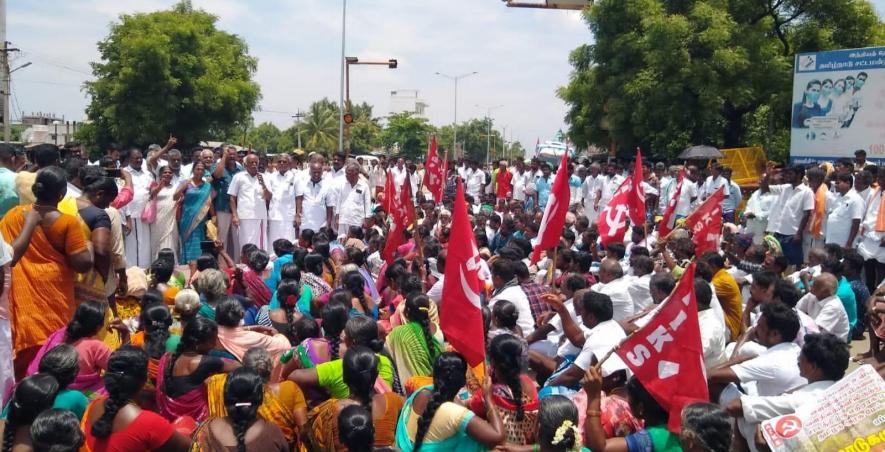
top-left (825, 172), bottom-right (864, 248)
top-left (295, 162), bottom-right (335, 235)
top-left (695, 278), bottom-right (727, 369)
top-left (390, 157), bottom-right (408, 193)
top-left (369, 158), bottom-right (387, 200)
top-left (465, 161), bottom-right (486, 203)
top-left (511, 160), bottom-right (532, 205)
top-left (675, 166), bottom-right (699, 218)
top-left (488, 259), bottom-right (535, 337)
top-left (764, 166), bottom-right (815, 268)
top-left (122, 149), bottom-right (154, 268)
top-left (582, 163), bottom-right (604, 223)
top-left (700, 164), bottom-right (730, 201)
top-left (857, 171), bottom-right (885, 280)
top-left (324, 152), bottom-right (346, 184)
top-left (591, 258), bottom-right (634, 321)
top-left (626, 255), bottom-right (655, 312)
top-left (426, 251), bottom-right (446, 304)
top-left (266, 154), bottom-right (298, 245)
top-left (796, 272), bottom-right (850, 342)
top-left (596, 163), bottom-right (625, 213)
top-left (228, 154), bottom-right (271, 252)
top-left (334, 162), bottom-right (373, 239)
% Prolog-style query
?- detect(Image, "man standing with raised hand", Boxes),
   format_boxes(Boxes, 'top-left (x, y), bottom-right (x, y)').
top-left (228, 154), bottom-right (271, 253)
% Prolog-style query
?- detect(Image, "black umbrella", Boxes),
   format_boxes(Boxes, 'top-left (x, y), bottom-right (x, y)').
top-left (678, 145), bottom-right (723, 160)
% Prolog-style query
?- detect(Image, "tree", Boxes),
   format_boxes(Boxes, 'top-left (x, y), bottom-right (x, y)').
top-left (436, 118), bottom-right (502, 163)
top-left (559, 0), bottom-right (885, 160)
top-left (247, 122), bottom-right (292, 153)
top-left (348, 102), bottom-right (382, 154)
top-left (299, 98), bottom-right (339, 154)
top-left (84, 0), bottom-right (260, 150)
top-left (381, 112), bottom-right (434, 160)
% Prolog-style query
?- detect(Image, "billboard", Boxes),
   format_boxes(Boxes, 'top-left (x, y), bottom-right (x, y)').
top-left (790, 46), bottom-right (885, 165)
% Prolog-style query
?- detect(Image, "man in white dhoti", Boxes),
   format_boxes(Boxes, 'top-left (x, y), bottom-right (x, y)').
top-left (295, 162), bottom-right (335, 236)
top-left (229, 154), bottom-right (271, 252)
top-left (267, 154), bottom-right (297, 245)
top-left (123, 149), bottom-right (153, 268)
top-left (334, 162), bottom-right (373, 238)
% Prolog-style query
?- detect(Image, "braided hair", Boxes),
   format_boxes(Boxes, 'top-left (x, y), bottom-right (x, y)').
top-left (404, 293), bottom-right (438, 369)
top-left (140, 303), bottom-right (172, 360)
top-left (3, 374), bottom-right (59, 452)
top-left (91, 346), bottom-right (148, 438)
top-left (164, 317), bottom-right (218, 394)
top-left (243, 347), bottom-right (273, 383)
top-left (64, 300), bottom-right (106, 344)
top-left (338, 404), bottom-right (374, 452)
top-left (30, 409), bottom-right (85, 452)
top-left (489, 334), bottom-right (526, 421)
top-left (321, 301), bottom-right (349, 360)
top-left (276, 279), bottom-right (302, 343)
top-left (37, 344), bottom-right (79, 389)
top-left (344, 316), bottom-right (384, 353)
top-left (223, 367), bottom-right (264, 452)
top-left (414, 352), bottom-right (467, 450)
top-left (342, 346), bottom-right (379, 414)
top-left (343, 271), bottom-right (371, 317)
top-left (538, 395), bottom-right (579, 452)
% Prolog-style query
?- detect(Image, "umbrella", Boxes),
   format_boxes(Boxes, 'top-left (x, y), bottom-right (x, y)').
top-left (678, 145), bottom-right (723, 160)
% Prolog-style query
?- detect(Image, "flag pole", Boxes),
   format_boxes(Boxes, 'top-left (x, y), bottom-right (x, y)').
top-left (546, 246), bottom-right (558, 287)
top-left (408, 199), bottom-right (425, 260)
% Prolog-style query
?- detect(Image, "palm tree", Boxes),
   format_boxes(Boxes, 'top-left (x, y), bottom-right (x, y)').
top-left (302, 99), bottom-right (339, 154)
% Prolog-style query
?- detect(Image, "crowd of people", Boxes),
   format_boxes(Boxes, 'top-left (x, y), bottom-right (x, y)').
top-left (0, 137), bottom-right (881, 452)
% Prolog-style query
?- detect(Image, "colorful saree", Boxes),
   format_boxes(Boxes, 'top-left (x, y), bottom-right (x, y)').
top-left (467, 375), bottom-right (540, 445)
top-left (207, 374), bottom-right (304, 448)
top-left (155, 353), bottom-right (210, 422)
top-left (386, 322), bottom-right (443, 385)
top-left (178, 181), bottom-right (213, 265)
top-left (395, 386), bottom-right (484, 452)
top-left (302, 392), bottom-right (404, 451)
top-left (26, 327), bottom-right (106, 398)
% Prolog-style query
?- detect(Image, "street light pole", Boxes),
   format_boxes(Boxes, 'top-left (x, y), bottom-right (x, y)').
top-left (338, 0), bottom-right (347, 155)
top-left (435, 71), bottom-right (476, 160)
top-left (476, 104), bottom-right (503, 167)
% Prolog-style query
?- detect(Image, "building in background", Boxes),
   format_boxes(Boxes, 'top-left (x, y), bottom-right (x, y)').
top-left (20, 113), bottom-right (83, 145)
top-left (389, 89), bottom-right (429, 118)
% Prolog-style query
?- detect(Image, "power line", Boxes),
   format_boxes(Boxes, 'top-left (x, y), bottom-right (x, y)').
top-left (15, 79), bottom-right (82, 87)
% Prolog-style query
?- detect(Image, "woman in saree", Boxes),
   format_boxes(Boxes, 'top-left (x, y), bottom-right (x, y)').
top-left (27, 300), bottom-right (129, 398)
top-left (214, 297), bottom-right (292, 363)
top-left (342, 270), bottom-right (378, 319)
top-left (386, 293), bottom-right (443, 391)
top-left (395, 352), bottom-right (505, 451)
top-left (176, 161), bottom-right (214, 267)
top-left (241, 249), bottom-right (272, 308)
top-left (303, 346), bottom-right (404, 451)
top-left (207, 347), bottom-right (307, 448)
top-left (151, 166), bottom-right (180, 263)
top-left (302, 253), bottom-right (332, 312)
top-left (0, 167), bottom-right (92, 378)
top-left (156, 316), bottom-right (239, 423)
top-left (129, 302), bottom-right (175, 409)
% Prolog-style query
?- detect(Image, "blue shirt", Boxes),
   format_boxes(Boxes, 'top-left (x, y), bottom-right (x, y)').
top-left (0, 168), bottom-right (18, 217)
top-left (536, 176), bottom-right (552, 208)
top-left (723, 181), bottom-right (742, 213)
top-left (836, 276), bottom-right (858, 329)
top-left (210, 163), bottom-right (242, 213)
top-left (265, 253), bottom-right (294, 292)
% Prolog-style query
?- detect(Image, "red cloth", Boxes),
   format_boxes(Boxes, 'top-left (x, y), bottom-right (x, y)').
top-left (597, 177), bottom-right (633, 247)
top-left (496, 170), bottom-right (513, 199)
top-left (382, 176), bottom-right (414, 264)
top-left (685, 186), bottom-right (724, 256)
top-left (422, 136), bottom-right (445, 203)
top-left (628, 149), bottom-right (646, 226)
top-left (440, 179), bottom-right (486, 367)
top-left (614, 262), bottom-right (708, 432)
top-left (84, 402), bottom-right (175, 452)
top-left (110, 186), bottom-right (133, 209)
top-left (530, 152), bottom-right (571, 264)
top-left (658, 169), bottom-right (685, 238)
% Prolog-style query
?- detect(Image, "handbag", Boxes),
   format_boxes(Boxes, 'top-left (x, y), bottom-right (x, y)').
top-left (141, 182), bottom-right (158, 224)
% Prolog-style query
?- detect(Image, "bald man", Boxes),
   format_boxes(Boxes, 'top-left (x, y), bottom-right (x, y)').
top-left (590, 257), bottom-right (634, 321)
top-left (228, 154), bottom-right (272, 252)
top-left (796, 272), bottom-right (850, 342)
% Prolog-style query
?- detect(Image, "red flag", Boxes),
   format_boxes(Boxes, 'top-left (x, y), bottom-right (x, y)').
top-left (684, 186), bottom-right (724, 256)
top-left (628, 148), bottom-right (646, 226)
top-left (596, 177), bottom-right (633, 247)
top-left (382, 170), bottom-right (395, 214)
top-left (381, 176), bottom-right (415, 264)
top-left (530, 152), bottom-right (572, 264)
top-left (422, 136), bottom-right (444, 203)
top-left (657, 169), bottom-right (685, 238)
top-left (614, 262), bottom-right (708, 431)
top-left (440, 178), bottom-right (486, 367)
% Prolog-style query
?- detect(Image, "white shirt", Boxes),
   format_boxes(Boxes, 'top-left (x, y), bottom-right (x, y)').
top-left (626, 273), bottom-right (653, 312)
top-left (591, 277), bottom-right (634, 321)
top-left (857, 189), bottom-right (885, 263)
top-left (766, 183), bottom-right (815, 235)
top-left (227, 172), bottom-right (269, 220)
top-left (582, 174), bottom-right (604, 207)
top-left (335, 179), bottom-right (372, 228)
top-left (512, 170), bottom-right (533, 202)
top-left (675, 180), bottom-right (699, 216)
top-left (122, 166), bottom-right (154, 216)
top-left (699, 308), bottom-right (727, 368)
top-left (180, 162), bottom-right (194, 180)
top-left (267, 171), bottom-right (298, 222)
top-left (296, 178), bottom-right (335, 232)
top-left (744, 189), bottom-right (776, 237)
top-left (465, 169), bottom-right (485, 198)
top-left (825, 189), bottom-right (865, 246)
top-left (427, 276), bottom-right (445, 304)
top-left (324, 167), bottom-right (345, 185)
top-left (740, 380), bottom-right (835, 424)
top-left (390, 166), bottom-right (408, 191)
top-left (600, 174), bottom-right (625, 203)
top-left (796, 293), bottom-right (850, 342)
top-left (489, 283), bottom-right (535, 336)
top-left (573, 319), bottom-right (628, 373)
top-left (369, 166), bottom-right (386, 189)
top-left (701, 175), bottom-right (730, 199)
top-left (732, 342), bottom-right (807, 396)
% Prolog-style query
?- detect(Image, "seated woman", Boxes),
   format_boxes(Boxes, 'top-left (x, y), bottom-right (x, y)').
top-left (35, 344), bottom-right (90, 420)
top-left (583, 368), bottom-right (681, 452)
top-left (30, 409), bottom-right (85, 452)
top-left (518, 395), bottom-right (592, 452)
top-left (241, 249), bottom-right (272, 308)
top-left (156, 317), bottom-right (239, 423)
top-left (131, 303), bottom-right (175, 385)
top-left (468, 334), bottom-right (539, 446)
top-left (192, 367), bottom-right (288, 451)
top-left (394, 352), bottom-right (505, 451)
top-left (82, 346), bottom-right (191, 451)
top-left (28, 300), bottom-right (129, 398)
top-left (302, 253), bottom-right (332, 312)
top-left (290, 300), bottom-right (349, 370)
top-left (337, 405), bottom-right (375, 452)
top-left (266, 260), bottom-right (312, 312)
top-left (214, 297), bottom-right (292, 363)
top-left (342, 270), bottom-right (378, 319)
top-left (289, 316), bottom-right (396, 399)
top-left (207, 348), bottom-right (307, 448)
top-left (259, 264), bottom-right (313, 326)
top-left (680, 403), bottom-right (732, 452)
top-left (194, 269), bottom-right (229, 322)
top-left (303, 346), bottom-right (405, 450)
top-left (259, 279), bottom-right (304, 343)
top-left (386, 293), bottom-right (443, 391)
top-left (265, 239), bottom-right (296, 291)
top-left (0, 374), bottom-right (60, 451)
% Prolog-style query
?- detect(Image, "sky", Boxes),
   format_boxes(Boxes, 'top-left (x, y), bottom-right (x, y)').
top-left (8, 1), bottom-right (885, 148)
top-left (7, 0), bottom-right (591, 148)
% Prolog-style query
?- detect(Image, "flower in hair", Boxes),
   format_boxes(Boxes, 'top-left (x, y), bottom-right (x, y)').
top-left (234, 402), bottom-right (252, 407)
top-left (551, 420), bottom-right (581, 451)
top-left (285, 294), bottom-right (298, 307)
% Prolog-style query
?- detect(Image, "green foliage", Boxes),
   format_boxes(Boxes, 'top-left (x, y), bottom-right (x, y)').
top-left (560, 0), bottom-right (885, 160)
top-left (84, 0), bottom-right (260, 150)
top-left (246, 122), bottom-right (293, 153)
top-left (381, 112), bottom-right (434, 160)
top-left (295, 98), bottom-right (339, 155)
top-left (436, 118), bottom-right (503, 163)
top-left (348, 102), bottom-right (382, 154)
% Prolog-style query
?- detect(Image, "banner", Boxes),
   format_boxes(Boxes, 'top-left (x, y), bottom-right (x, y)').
top-left (790, 47), bottom-right (885, 165)
top-left (762, 364), bottom-right (885, 452)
